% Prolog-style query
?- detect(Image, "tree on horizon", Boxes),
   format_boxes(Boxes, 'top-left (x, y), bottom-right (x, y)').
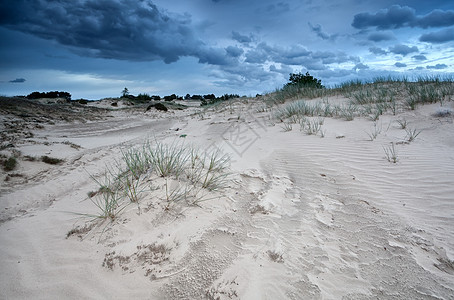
top-left (286, 72), bottom-right (323, 88)
top-left (122, 87), bottom-right (129, 98)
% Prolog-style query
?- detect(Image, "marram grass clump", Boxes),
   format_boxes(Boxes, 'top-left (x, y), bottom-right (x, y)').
top-left (82, 141), bottom-right (231, 221)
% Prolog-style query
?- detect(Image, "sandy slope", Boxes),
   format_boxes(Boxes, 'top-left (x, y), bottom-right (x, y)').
top-left (0, 97), bottom-right (453, 299)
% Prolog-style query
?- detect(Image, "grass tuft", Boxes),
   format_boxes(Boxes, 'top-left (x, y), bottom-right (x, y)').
top-left (41, 156), bottom-right (64, 165)
top-left (366, 122), bottom-right (382, 141)
top-left (383, 143), bottom-right (398, 163)
top-left (3, 156), bottom-right (18, 171)
top-left (281, 122), bottom-right (293, 132)
top-left (396, 118), bottom-right (407, 129)
top-left (405, 127), bottom-right (422, 142)
top-left (145, 142), bottom-right (189, 178)
top-left (81, 141), bottom-right (231, 220)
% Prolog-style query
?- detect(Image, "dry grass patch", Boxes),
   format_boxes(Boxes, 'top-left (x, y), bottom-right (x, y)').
top-left (267, 250), bottom-right (284, 263)
top-left (41, 155), bottom-right (64, 165)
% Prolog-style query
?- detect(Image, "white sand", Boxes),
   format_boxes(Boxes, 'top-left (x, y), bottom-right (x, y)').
top-left (1, 97), bottom-right (453, 299)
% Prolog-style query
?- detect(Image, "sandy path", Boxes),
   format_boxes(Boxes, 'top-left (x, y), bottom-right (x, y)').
top-left (0, 113), bottom-right (175, 222)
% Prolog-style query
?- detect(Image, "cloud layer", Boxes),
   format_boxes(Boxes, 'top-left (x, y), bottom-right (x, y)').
top-left (352, 5), bottom-right (454, 30)
top-left (419, 28), bottom-right (454, 43)
top-left (0, 0), bottom-right (453, 98)
top-left (0, 0), bottom-right (223, 64)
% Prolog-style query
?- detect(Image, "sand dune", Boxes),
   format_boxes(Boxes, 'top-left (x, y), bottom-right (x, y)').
top-left (1, 95), bottom-right (453, 299)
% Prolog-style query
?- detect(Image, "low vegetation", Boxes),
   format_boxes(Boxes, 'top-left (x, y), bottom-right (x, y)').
top-left (264, 74), bottom-right (453, 165)
top-left (405, 127), bottom-right (422, 142)
top-left (41, 156), bottom-right (65, 165)
top-left (117, 87), bottom-right (241, 107)
top-left (271, 74), bottom-right (453, 124)
top-left (366, 122), bottom-right (382, 141)
top-left (2, 156), bottom-right (18, 171)
top-left (383, 143), bottom-right (398, 163)
top-left (82, 141), bottom-right (231, 221)
top-left (27, 90), bottom-right (72, 101)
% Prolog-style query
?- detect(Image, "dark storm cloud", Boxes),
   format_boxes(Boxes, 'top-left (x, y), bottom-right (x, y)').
top-left (231, 31), bottom-right (253, 43)
top-left (389, 44), bottom-right (418, 56)
top-left (213, 63), bottom-right (276, 88)
top-left (412, 54), bottom-right (427, 61)
top-left (9, 78), bottom-right (26, 83)
top-left (352, 5), bottom-right (454, 30)
top-left (419, 28), bottom-right (454, 43)
top-left (274, 45), bottom-right (312, 64)
top-left (0, 0), bottom-right (227, 65)
top-left (417, 10), bottom-right (454, 28)
top-left (308, 23), bottom-right (337, 40)
top-left (244, 43), bottom-right (310, 65)
top-left (369, 47), bottom-right (387, 55)
top-left (245, 46), bottom-right (269, 64)
top-left (368, 32), bottom-right (395, 42)
top-left (225, 46), bottom-right (244, 57)
top-left (426, 64), bottom-right (448, 69)
top-left (394, 62), bottom-right (407, 68)
top-left (196, 47), bottom-right (235, 65)
top-left (352, 5), bottom-right (415, 30)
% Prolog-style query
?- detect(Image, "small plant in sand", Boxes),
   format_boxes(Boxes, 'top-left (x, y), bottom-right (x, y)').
top-left (121, 147), bottom-right (149, 179)
top-left (366, 122), bottom-right (382, 141)
top-left (281, 122), bottom-right (293, 132)
top-left (274, 100), bottom-right (323, 120)
top-left (396, 118), bottom-right (407, 129)
top-left (383, 143), bottom-right (398, 163)
top-left (371, 103), bottom-right (387, 121)
top-left (183, 147), bottom-right (231, 206)
top-left (289, 114), bottom-right (300, 124)
top-left (404, 96), bottom-right (418, 110)
top-left (163, 179), bottom-right (188, 210)
top-left (199, 148), bottom-right (230, 190)
top-left (389, 97), bottom-right (398, 115)
top-left (80, 177), bottom-right (125, 221)
top-left (405, 127), bottom-right (422, 142)
top-left (337, 103), bottom-right (357, 121)
top-left (120, 174), bottom-right (143, 203)
top-left (303, 119), bottom-right (322, 135)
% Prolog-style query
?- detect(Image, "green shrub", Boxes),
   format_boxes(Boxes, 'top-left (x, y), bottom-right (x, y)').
top-left (41, 156), bottom-right (64, 165)
top-left (3, 156), bottom-right (18, 171)
top-left (286, 72), bottom-right (323, 89)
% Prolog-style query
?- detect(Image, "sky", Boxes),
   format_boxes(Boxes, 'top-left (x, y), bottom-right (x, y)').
top-left (1, 0), bottom-right (454, 100)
